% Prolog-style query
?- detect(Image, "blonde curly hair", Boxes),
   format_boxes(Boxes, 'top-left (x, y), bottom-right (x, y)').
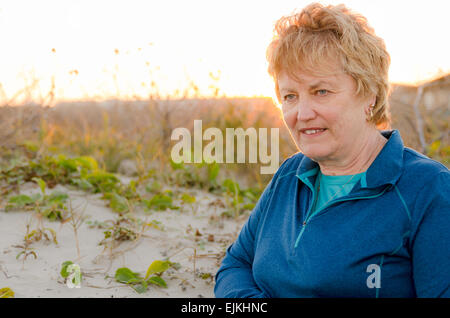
top-left (267, 2), bottom-right (391, 127)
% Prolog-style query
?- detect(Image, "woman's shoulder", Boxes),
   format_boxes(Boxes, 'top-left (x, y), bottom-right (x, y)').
top-left (397, 147), bottom-right (449, 207)
top-left (402, 147), bottom-right (449, 178)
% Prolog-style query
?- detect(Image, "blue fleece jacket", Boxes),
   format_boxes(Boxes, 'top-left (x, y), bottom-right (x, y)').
top-left (214, 130), bottom-right (450, 298)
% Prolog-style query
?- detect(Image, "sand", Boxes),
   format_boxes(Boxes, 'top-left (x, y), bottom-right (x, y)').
top-left (0, 177), bottom-right (247, 298)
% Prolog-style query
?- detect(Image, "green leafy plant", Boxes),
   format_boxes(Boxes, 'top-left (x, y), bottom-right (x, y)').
top-left (83, 171), bottom-right (121, 193)
top-left (5, 177), bottom-right (69, 221)
top-left (85, 219), bottom-right (110, 229)
top-left (5, 194), bottom-right (36, 210)
top-left (100, 225), bottom-right (137, 245)
top-left (222, 179), bottom-right (244, 218)
top-left (145, 180), bottom-right (162, 193)
top-left (103, 192), bottom-right (130, 214)
top-left (39, 191), bottom-right (69, 221)
top-left (60, 261), bottom-right (74, 278)
top-left (0, 155), bottom-right (96, 196)
top-left (0, 154), bottom-right (132, 208)
top-left (25, 227), bottom-right (58, 245)
top-left (143, 193), bottom-right (179, 211)
top-left (14, 223), bottom-right (38, 268)
top-left (13, 218), bottom-right (58, 270)
top-left (60, 261), bottom-right (83, 286)
top-left (181, 192), bottom-right (197, 214)
top-left (207, 161), bottom-right (220, 182)
top-left (0, 287), bottom-right (14, 298)
top-left (143, 219), bottom-right (164, 231)
top-left (98, 215), bottom-right (141, 247)
top-left (167, 159), bottom-right (221, 191)
top-left (15, 247), bottom-right (37, 262)
top-left (221, 179), bottom-right (260, 218)
top-left (114, 260), bottom-right (175, 293)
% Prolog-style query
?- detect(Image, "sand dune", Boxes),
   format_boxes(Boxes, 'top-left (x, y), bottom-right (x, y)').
top-left (0, 178), bottom-right (245, 298)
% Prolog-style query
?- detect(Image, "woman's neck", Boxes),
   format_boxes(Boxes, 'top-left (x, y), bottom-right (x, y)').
top-left (318, 129), bottom-right (387, 176)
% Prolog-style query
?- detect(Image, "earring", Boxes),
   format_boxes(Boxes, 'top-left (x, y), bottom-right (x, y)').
top-left (366, 104), bottom-right (375, 121)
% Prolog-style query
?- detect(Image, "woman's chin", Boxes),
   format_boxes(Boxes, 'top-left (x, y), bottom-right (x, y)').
top-left (298, 146), bottom-right (331, 162)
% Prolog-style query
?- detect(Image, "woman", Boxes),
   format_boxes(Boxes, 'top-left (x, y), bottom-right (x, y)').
top-left (214, 3), bottom-right (449, 298)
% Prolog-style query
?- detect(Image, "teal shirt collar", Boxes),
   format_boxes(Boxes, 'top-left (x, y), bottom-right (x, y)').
top-left (295, 130), bottom-right (404, 190)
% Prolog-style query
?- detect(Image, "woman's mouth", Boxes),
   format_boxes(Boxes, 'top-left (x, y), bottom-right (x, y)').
top-left (299, 128), bottom-right (327, 136)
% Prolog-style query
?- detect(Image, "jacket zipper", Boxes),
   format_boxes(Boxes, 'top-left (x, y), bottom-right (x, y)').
top-left (294, 187), bottom-right (390, 248)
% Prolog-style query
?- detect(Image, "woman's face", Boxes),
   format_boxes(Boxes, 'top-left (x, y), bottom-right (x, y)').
top-left (278, 69), bottom-right (372, 164)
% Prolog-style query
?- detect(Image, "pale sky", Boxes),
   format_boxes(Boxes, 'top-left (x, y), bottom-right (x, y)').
top-left (0, 0), bottom-right (449, 103)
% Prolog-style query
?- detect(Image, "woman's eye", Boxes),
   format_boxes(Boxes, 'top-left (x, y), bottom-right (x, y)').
top-left (315, 89), bottom-right (328, 96)
top-left (283, 94), bottom-right (297, 102)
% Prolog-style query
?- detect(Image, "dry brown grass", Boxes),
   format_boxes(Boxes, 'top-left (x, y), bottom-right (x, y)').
top-left (0, 97), bottom-right (296, 186)
top-left (1, 75), bottom-right (448, 181)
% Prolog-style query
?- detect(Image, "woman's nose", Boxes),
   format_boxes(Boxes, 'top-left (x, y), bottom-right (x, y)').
top-left (296, 99), bottom-right (316, 121)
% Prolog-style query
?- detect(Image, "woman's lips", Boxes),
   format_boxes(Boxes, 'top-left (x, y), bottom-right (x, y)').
top-left (298, 128), bottom-right (327, 136)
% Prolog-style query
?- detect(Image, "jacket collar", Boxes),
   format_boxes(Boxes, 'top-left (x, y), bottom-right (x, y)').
top-left (295, 130), bottom-right (404, 189)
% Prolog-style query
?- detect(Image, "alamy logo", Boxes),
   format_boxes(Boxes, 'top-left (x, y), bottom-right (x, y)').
top-left (366, 264), bottom-right (381, 289)
top-left (66, 263), bottom-right (82, 289)
top-left (171, 120), bottom-right (279, 174)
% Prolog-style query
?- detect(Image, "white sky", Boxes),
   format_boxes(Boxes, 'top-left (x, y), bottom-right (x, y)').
top-left (0, 0), bottom-right (449, 103)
